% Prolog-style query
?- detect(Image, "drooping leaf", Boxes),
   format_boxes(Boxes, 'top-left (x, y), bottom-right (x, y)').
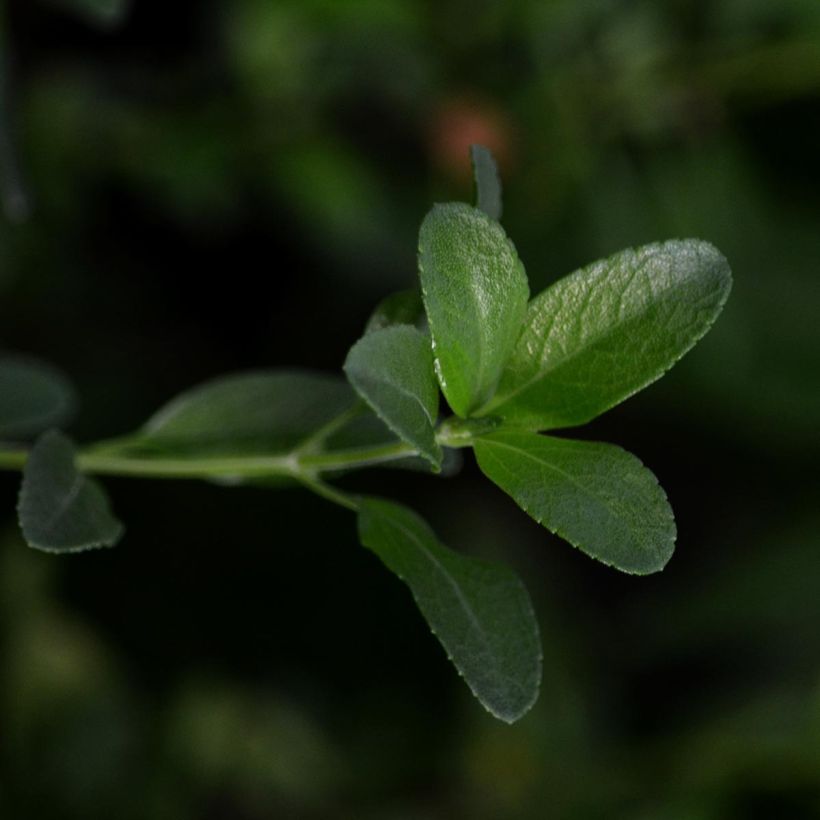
top-left (470, 144), bottom-right (502, 221)
top-left (479, 239), bottom-right (732, 428)
top-left (418, 203), bottom-right (529, 417)
top-left (474, 431), bottom-right (675, 575)
top-left (364, 289), bottom-right (425, 334)
top-left (0, 356), bottom-right (76, 439)
top-left (344, 326), bottom-right (441, 467)
top-left (18, 430), bottom-right (123, 553)
top-left (140, 370), bottom-right (358, 455)
top-left (358, 497), bottom-right (541, 723)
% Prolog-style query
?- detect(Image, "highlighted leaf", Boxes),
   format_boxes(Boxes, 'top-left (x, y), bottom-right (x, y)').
top-left (419, 203), bottom-right (528, 417)
top-left (481, 240), bottom-right (732, 429)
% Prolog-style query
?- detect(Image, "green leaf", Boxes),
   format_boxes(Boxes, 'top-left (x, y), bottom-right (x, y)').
top-left (418, 203), bottom-right (529, 417)
top-left (470, 144), bottom-right (503, 221)
top-left (18, 430), bottom-right (123, 553)
top-left (140, 370), bottom-right (358, 455)
top-left (364, 289), bottom-right (425, 334)
top-left (480, 239), bottom-right (732, 428)
top-left (344, 326), bottom-right (441, 468)
top-left (474, 431), bottom-right (675, 575)
top-left (0, 356), bottom-right (76, 439)
top-left (357, 498), bottom-right (541, 723)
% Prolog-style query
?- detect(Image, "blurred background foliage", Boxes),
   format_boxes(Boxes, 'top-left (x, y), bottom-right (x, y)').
top-left (1, 0), bottom-right (819, 817)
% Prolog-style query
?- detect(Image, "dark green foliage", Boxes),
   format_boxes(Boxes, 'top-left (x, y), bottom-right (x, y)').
top-left (474, 432), bottom-right (676, 574)
top-left (358, 498), bottom-right (541, 723)
top-left (0, 147), bottom-right (730, 721)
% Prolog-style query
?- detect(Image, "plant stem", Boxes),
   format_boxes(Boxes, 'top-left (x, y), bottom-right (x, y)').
top-left (0, 440), bottom-right (417, 480)
top-left (0, 423), bottom-right (469, 511)
top-left (296, 474), bottom-right (360, 512)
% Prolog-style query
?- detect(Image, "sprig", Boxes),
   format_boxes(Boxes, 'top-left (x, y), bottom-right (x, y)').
top-left (0, 146), bottom-right (732, 722)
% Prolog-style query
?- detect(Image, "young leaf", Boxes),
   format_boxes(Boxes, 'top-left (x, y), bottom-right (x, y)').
top-left (418, 203), bottom-right (529, 417)
top-left (344, 326), bottom-right (441, 468)
top-left (479, 240), bottom-right (732, 429)
top-left (18, 430), bottom-right (123, 553)
top-left (0, 356), bottom-right (76, 439)
top-left (364, 289), bottom-right (425, 334)
top-left (140, 370), bottom-right (358, 455)
top-left (357, 498), bottom-right (541, 723)
top-left (470, 144), bottom-right (503, 221)
top-left (474, 431), bottom-right (675, 575)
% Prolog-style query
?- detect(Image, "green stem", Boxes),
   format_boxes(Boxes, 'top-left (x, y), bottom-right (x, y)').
top-left (0, 420), bottom-right (468, 510)
top-left (296, 474), bottom-right (359, 512)
top-left (0, 440), bottom-right (417, 480)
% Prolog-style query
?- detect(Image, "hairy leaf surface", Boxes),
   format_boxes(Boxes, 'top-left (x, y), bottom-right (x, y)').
top-left (474, 431), bottom-right (675, 574)
top-left (419, 203), bottom-right (528, 417)
top-left (358, 497), bottom-right (541, 723)
top-left (480, 240), bottom-right (732, 428)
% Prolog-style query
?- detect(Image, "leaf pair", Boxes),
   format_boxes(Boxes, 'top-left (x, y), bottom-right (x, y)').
top-left (341, 201), bottom-right (528, 469)
top-left (467, 238), bottom-right (729, 574)
top-left (0, 356), bottom-right (120, 552)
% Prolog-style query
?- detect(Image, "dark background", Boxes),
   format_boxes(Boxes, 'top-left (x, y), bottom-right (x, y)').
top-left (1, 1), bottom-right (819, 818)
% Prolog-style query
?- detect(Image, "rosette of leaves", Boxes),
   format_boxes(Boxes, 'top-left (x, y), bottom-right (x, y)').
top-left (0, 146), bottom-right (731, 722)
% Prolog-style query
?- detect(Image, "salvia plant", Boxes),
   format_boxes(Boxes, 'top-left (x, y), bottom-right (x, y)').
top-left (0, 146), bottom-right (732, 723)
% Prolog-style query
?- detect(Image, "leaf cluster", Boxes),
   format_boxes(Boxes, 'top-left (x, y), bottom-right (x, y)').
top-left (0, 148), bottom-right (731, 722)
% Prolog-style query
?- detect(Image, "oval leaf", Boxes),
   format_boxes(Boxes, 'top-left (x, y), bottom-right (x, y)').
top-left (0, 356), bottom-right (76, 439)
top-left (474, 431), bottom-right (676, 574)
top-left (480, 239), bottom-right (732, 428)
top-left (470, 144), bottom-right (503, 221)
top-left (358, 497), bottom-right (541, 723)
top-left (344, 326), bottom-right (441, 468)
top-left (418, 203), bottom-right (529, 417)
top-left (141, 370), bottom-right (358, 455)
top-left (18, 430), bottom-right (123, 553)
